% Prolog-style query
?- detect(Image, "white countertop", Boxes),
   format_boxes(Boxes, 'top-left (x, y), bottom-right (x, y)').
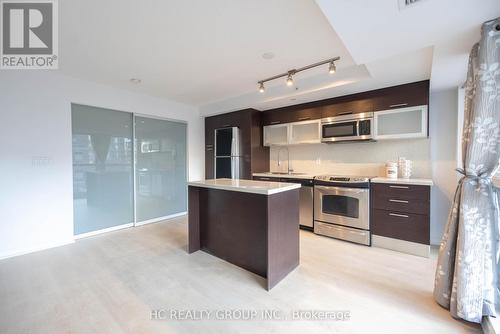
top-left (254, 172), bottom-right (435, 186)
top-left (371, 177), bottom-right (434, 186)
top-left (252, 172), bottom-right (315, 180)
top-left (188, 178), bottom-right (301, 195)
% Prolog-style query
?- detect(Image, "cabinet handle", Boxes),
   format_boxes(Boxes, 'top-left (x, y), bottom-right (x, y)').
top-left (389, 199), bottom-right (409, 203)
top-left (389, 213), bottom-right (409, 218)
top-left (298, 117), bottom-right (310, 121)
top-left (222, 124), bottom-right (231, 127)
top-left (270, 121), bottom-right (281, 125)
top-left (389, 185), bottom-right (409, 189)
top-left (337, 112), bottom-right (353, 116)
top-left (206, 148), bottom-right (213, 151)
top-left (389, 103), bottom-right (409, 108)
top-left (206, 144), bottom-right (213, 147)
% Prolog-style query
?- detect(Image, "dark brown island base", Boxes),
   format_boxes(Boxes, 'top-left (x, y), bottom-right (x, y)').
top-left (187, 178), bottom-right (301, 290)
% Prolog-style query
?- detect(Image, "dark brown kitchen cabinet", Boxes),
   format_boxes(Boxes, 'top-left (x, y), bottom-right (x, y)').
top-left (370, 80), bottom-right (429, 112)
top-left (262, 106), bottom-right (321, 126)
top-left (204, 117), bottom-right (217, 179)
top-left (252, 176), bottom-right (276, 182)
top-left (288, 108), bottom-right (321, 122)
top-left (371, 209), bottom-right (430, 245)
top-left (205, 109), bottom-right (269, 179)
top-left (261, 80), bottom-right (429, 125)
top-left (261, 109), bottom-right (292, 126)
top-left (321, 98), bottom-right (373, 118)
top-left (370, 182), bottom-right (431, 245)
top-left (372, 196), bottom-right (430, 215)
top-left (371, 183), bottom-right (430, 200)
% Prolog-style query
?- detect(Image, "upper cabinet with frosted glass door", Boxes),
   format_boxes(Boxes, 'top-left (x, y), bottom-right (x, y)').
top-left (373, 105), bottom-right (428, 140)
top-left (263, 119), bottom-right (321, 146)
top-left (288, 119), bottom-right (321, 145)
top-left (263, 123), bottom-right (289, 146)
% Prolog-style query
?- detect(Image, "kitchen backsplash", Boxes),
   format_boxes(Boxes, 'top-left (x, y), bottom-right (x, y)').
top-left (269, 138), bottom-right (431, 178)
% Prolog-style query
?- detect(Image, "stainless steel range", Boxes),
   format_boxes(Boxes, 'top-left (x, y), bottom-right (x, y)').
top-left (313, 175), bottom-right (371, 245)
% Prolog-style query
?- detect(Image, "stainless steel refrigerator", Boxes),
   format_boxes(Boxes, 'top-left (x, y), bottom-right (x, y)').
top-left (214, 127), bottom-right (241, 179)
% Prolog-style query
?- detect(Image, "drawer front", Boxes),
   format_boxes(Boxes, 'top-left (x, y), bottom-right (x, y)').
top-left (371, 183), bottom-right (430, 201)
top-left (280, 177), bottom-right (313, 186)
top-left (372, 196), bottom-right (429, 215)
top-left (253, 176), bottom-right (279, 182)
top-left (371, 209), bottom-right (429, 244)
top-left (314, 221), bottom-right (370, 246)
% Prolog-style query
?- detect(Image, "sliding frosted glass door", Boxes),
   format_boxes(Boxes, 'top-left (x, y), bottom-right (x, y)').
top-left (72, 104), bottom-right (134, 235)
top-left (72, 105), bottom-right (187, 235)
top-left (135, 117), bottom-right (187, 223)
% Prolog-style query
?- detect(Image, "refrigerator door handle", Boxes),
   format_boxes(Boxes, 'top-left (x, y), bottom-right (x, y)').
top-left (231, 157), bottom-right (240, 179)
top-left (231, 127), bottom-right (240, 157)
top-left (231, 137), bottom-right (236, 157)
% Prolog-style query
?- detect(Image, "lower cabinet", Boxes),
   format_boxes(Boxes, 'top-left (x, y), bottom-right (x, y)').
top-left (371, 209), bottom-right (429, 245)
top-left (370, 182), bottom-right (431, 257)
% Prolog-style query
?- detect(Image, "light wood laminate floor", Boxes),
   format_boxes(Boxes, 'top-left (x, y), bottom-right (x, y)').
top-left (0, 217), bottom-right (481, 333)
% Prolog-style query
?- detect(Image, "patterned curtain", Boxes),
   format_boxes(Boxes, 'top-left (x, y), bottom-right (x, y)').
top-left (434, 18), bottom-right (500, 323)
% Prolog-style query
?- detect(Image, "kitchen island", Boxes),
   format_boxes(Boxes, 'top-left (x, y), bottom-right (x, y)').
top-left (188, 178), bottom-right (300, 290)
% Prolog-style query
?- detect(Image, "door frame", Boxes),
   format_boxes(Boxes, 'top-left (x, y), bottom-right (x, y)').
top-left (70, 103), bottom-right (190, 238)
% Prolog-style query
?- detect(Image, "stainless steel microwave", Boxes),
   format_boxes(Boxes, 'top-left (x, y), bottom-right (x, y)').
top-left (321, 112), bottom-right (374, 143)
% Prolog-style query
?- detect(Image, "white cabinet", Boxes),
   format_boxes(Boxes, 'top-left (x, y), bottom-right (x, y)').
top-left (264, 119), bottom-right (321, 146)
top-left (289, 119), bottom-right (321, 145)
top-left (374, 105), bottom-right (428, 140)
top-left (263, 123), bottom-right (289, 146)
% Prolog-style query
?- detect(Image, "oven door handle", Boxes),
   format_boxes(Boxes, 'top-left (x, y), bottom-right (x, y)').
top-left (315, 185), bottom-right (368, 194)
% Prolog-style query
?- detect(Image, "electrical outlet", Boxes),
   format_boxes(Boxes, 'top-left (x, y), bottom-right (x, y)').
top-left (32, 156), bottom-right (52, 167)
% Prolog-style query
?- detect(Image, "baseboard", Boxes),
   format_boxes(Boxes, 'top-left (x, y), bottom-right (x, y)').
top-left (74, 223), bottom-right (134, 239)
top-left (372, 235), bottom-right (430, 257)
top-left (134, 212), bottom-right (187, 226)
top-left (0, 213), bottom-right (188, 261)
top-left (299, 225), bottom-right (314, 232)
top-left (483, 313), bottom-right (500, 334)
top-left (0, 239), bottom-right (75, 261)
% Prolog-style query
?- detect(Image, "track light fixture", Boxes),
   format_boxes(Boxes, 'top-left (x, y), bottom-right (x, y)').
top-left (257, 57), bottom-right (340, 92)
top-left (329, 61), bottom-right (336, 74)
top-left (258, 82), bottom-right (265, 93)
top-left (286, 71), bottom-right (294, 86)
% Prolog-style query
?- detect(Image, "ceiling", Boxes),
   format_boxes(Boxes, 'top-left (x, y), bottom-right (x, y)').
top-left (315, 0), bottom-right (500, 92)
top-left (59, 0), bottom-right (500, 115)
top-left (60, 0), bottom-right (354, 107)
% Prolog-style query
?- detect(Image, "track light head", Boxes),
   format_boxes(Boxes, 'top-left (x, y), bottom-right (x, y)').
top-left (286, 72), bottom-right (294, 86)
top-left (329, 61), bottom-right (336, 74)
top-left (258, 82), bottom-right (265, 93)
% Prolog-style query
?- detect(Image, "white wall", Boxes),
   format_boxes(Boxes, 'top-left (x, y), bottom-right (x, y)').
top-left (0, 71), bottom-right (203, 259)
top-left (429, 88), bottom-right (459, 245)
top-left (269, 139), bottom-right (431, 178)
